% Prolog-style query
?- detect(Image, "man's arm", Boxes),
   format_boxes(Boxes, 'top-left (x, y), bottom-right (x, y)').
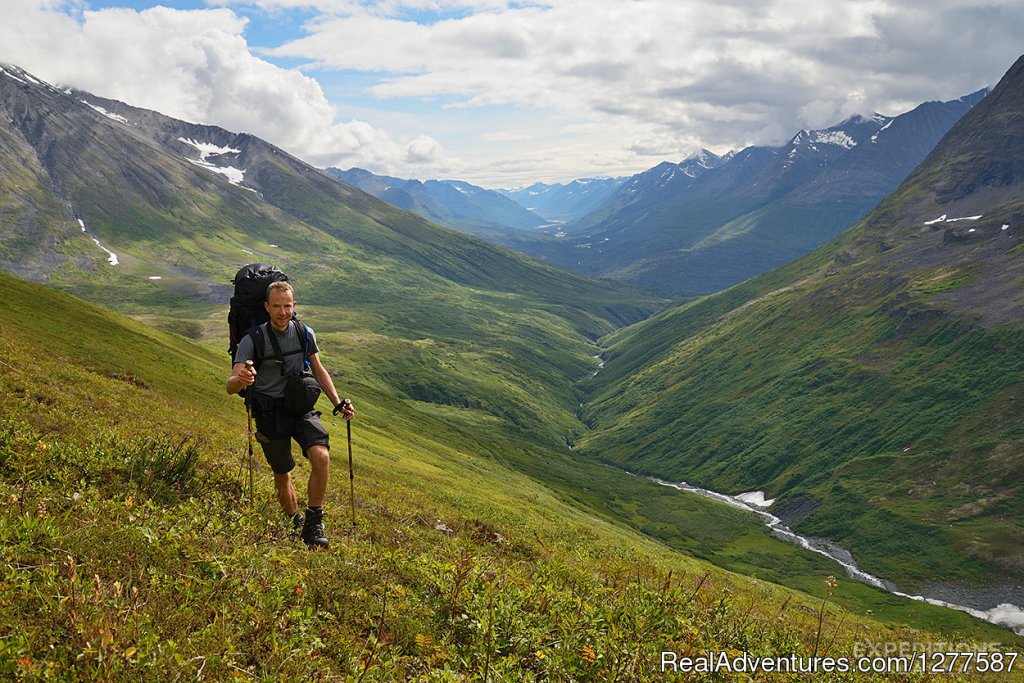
top-left (308, 352), bottom-right (354, 419)
top-left (226, 361), bottom-right (256, 395)
top-left (227, 334), bottom-right (257, 395)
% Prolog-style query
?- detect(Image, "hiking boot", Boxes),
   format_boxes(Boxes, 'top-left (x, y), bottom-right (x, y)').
top-left (289, 511), bottom-right (304, 535)
top-left (302, 507), bottom-right (328, 549)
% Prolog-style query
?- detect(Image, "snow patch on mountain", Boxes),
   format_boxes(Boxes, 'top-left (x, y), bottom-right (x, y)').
top-left (870, 119), bottom-right (894, 143)
top-left (79, 100), bottom-right (128, 124)
top-left (77, 218), bottom-right (118, 266)
top-left (178, 137), bottom-right (246, 185)
top-left (0, 65), bottom-right (27, 84)
top-left (924, 214), bottom-right (983, 225)
top-left (178, 138), bottom-right (241, 161)
top-left (810, 130), bottom-right (857, 149)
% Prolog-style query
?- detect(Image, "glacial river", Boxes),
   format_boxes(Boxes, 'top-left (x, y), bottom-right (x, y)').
top-left (647, 476), bottom-right (1024, 636)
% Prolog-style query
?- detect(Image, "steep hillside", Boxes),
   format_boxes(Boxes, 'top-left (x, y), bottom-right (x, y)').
top-left (577, 54), bottom-right (1024, 606)
top-left (5, 267), bottom-right (1021, 679)
top-left (518, 95), bottom-right (982, 296)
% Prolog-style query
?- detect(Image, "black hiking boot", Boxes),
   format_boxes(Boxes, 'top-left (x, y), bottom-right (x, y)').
top-left (288, 511), bottom-right (304, 536)
top-left (302, 507), bottom-right (328, 549)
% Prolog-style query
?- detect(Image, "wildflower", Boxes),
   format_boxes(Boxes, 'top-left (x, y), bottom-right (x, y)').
top-left (18, 657), bottom-right (30, 666)
top-left (294, 586), bottom-right (303, 595)
top-left (581, 645), bottom-right (597, 663)
top-left (37, 501), bottom-right (47, 518)
top-left (826, 576), bottom-right (838, 591)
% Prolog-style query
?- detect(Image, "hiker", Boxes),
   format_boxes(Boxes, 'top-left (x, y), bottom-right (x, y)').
top-left (226, 280), bottom-right (355, 548)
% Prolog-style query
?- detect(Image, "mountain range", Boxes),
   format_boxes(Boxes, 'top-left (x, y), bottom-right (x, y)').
top-left (329, 91), bottom-right (986, 299)
top-left (507, 90), bottom-right (988, 296)
top-left (497, 176), bottom-right (627, 224)
top-left (325, 166), bottom-right (547, 239)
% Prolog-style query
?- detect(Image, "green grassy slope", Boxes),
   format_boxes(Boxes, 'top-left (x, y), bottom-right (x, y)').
top-left (3, 271), bottom-right (1020, 680)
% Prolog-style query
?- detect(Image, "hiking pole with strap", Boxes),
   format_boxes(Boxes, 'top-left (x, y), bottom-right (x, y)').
top-left (245, 361), bottom-right (255, 508)
top-left (342, 399), bottom-right (356, 527)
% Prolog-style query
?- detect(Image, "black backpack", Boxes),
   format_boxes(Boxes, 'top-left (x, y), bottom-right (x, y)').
top-left (228, 262), bottom-right (289, 361)
top-left (228, 263), bottom-right (313, 376)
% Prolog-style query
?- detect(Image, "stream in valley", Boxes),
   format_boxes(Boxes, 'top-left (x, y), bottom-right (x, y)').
top-left (580, 353), bottom-right (1024, 635)
top-left (647, 475), bottom-right (1024, 636)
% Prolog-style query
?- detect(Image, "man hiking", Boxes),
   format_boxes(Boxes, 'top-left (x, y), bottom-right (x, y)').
top-left (226, 280), bottom-right (355, 549)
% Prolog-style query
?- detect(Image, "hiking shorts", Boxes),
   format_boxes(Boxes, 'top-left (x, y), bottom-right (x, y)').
top-left (252, 399), bottom-right (330, 474)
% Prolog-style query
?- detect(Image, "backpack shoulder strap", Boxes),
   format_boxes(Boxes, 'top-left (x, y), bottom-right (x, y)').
top-left (265, 320), bottom-right (289, 376)
top-left (293, 320), bottom-right (311, 369)
top-left (246, 323), bottom-right (266, 369)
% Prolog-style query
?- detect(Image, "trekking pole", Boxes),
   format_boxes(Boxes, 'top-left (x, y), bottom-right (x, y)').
top-left (344, 399), bottom-right (356, 527)
top-left (245, 361), bottom-right (255, 508)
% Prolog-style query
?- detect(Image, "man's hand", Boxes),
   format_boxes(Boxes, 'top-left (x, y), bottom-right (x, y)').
top-left (334, 398), bottom-right (356, 420)
top-left (239, 360), bottom-right (257, 387)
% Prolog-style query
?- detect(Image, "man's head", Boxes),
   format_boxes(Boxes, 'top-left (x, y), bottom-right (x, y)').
top-left (265, 281), bottom-right (296, 332)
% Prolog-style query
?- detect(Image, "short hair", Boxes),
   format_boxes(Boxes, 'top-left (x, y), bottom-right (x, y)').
top-left (266, 280), bottom-right (294, 301)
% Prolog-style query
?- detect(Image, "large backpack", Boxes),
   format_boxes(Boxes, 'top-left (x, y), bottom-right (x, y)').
top-left (227, 263), bottom-right (313, 384)
top-left (227, 263), bottom-right (289, 361)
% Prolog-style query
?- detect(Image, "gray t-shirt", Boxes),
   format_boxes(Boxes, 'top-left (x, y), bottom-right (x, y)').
top-left (234, 321), bottom-right (319, 398)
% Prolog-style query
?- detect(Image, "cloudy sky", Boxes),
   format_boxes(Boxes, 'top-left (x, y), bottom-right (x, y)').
top-left (1, 0), bottom-right (1021, 187)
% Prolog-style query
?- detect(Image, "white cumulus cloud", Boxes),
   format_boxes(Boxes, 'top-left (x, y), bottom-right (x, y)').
top-left (254, 0), bottom-right (1023, 183)
top-left (0, 0), bottom-right (450, 177)
top-left (2, 0), bottom-right (1022, 185)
